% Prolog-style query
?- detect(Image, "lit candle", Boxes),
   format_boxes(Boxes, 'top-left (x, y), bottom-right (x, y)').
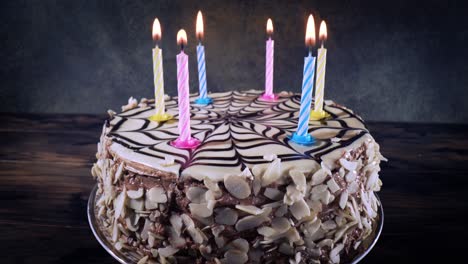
top-left (149, 18), bottom-right (172, 122)
top-left (261, 18), bottom-right (278, 101)
top-left (171, 29), bottom-right (201, 149)
top-left (260, 18), bottom-right (278, 101)
top-left (291, 15), bottom-right (316, 145)
top-left (194, 11), bottom-right (213, 105)
top-left (310, 20), bottom-right (330, 120)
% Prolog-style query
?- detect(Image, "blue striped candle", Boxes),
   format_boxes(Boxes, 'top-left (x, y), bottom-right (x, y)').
top-left (194, 11), bottom-right (212, 105)
top-left (291, 53), bottom-right (316, 145)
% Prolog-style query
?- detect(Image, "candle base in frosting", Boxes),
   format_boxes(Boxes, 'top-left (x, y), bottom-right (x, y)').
top-left (148, 113), bottom-right (173, 122)
top-left (310, 109), bottom-right (331, 121)
top-left (289, 132), bottom-right (315, 145)
top-left (259, 93), bottom-right (279, 101)
top-left (194, 96), bottom-right (213, 105)
top-left (171, 137), bottom-right (201, 150)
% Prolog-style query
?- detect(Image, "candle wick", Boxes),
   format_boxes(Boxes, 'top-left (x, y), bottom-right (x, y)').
top-left (180, 44), bottom-right (184, 51)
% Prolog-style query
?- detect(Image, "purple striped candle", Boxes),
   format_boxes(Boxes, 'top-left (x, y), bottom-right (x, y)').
top-left (171, 29), bottom-right (200, 149)
top-left (261, 18), bottom-right (278, 101)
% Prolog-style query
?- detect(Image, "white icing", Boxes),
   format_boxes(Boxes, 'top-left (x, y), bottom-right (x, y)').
top-left (106, 90), bottom-right (370, 181)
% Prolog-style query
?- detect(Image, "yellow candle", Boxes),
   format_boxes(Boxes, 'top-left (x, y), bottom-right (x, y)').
top-left (314, 21), bottom-right (327, 113)
top-left (153, 46), bottom-right (165, 116)
top-left (149, 18), bottom-right (172, 122)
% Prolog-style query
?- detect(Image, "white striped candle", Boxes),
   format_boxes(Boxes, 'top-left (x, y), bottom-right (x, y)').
top-left (197, 43), bottom-right (208, 99)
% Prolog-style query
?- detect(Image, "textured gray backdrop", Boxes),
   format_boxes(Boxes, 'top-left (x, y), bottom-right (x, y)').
top-left (1, 0), bottom-right (467, 123)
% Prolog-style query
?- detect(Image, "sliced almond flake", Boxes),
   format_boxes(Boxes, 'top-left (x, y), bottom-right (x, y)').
top-left (262, 201), bottom-right (283, 208)
top-left (290, 169), bottom-right (306, 192)
top-left (186, 186), bottom-right (207, 203)
top-left (127, 188), bottom-right (144, 199)
top-left (322, 220), bottom-right (338, 231)
top-left (181, 214), bottom-right (195, 229)
top-left (145, 198), bottom-right (158, 210)
top-left (189, 203), bottom-right (213, 218)
top-left (339, 158), bottom-right (358, 171)
top-left (261, 158), bottom-right (282, 186)
top-left (137, 255), bottom-right (149, 264)
top-left (330, 243), bottom-right (344, 263)
top-left (215, 208), bottom-right (238, 225)
top-left (339, 190), bottom-right (349, 209)
top-left (311, 169), bottom-right (328, 186)
top-left (170, 214), bottom-right (183, 236)
top-left (112, 219), bottom-right (119, 242)
top-left (158, 245), bottom-right (179, 258)
top-left (227, 238), bottom-right (249, 253)
top-left (347, 181), bottom-right (359, 194)
top-left (114, 188), bottom-right (126, 220)
top-left (345, 170), bottom-right (357, 183)
top-left (187, 227), bottom-right (205, 244)
top-left (257, 226), bottom-right (276, 237)
top-left (140, 219), bottom-right (151, 241)
top-left (223, 249), bottom-right (248, 264)
top-left (114, 241), bottom-right (123, 251)
top-left (318, 238), bottom-right (334, 248)
top-left (240, 167), bottom-right (253, 180)
top-left (211, 225), bottom-right (225, 237)
top-left (225, 175), bottom-right (251, 199)
top-left (235, 205), bottom-right (263, 215)
top-left (290, 198), bottom-right (311, 220)
top-left (204, 178), bottom-right (223, 199)
top-left (113, 163), bottom-right (124, 184)
top-left (253, 177), bottom-right (262, 196)
top-left (264, 188), bottom-right (284, 200)
top-left (320, 161), bottom-right (332, 175)
top-left (366, 171), bottom-right (379, 190)
top-left (327, 178), bottom-right (341, 193)
top-left (147, 187), bottom-right (167, 203)
top-left (271, 217), bottom-right (291, 233)
top-left (274, 204), bottom-right (288, 217)
top-left (235, 209), bottom-right (271, 231)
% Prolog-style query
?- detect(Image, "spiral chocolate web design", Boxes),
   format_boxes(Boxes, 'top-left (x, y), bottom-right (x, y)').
top-left (107, 90), bottom-right (369, 181)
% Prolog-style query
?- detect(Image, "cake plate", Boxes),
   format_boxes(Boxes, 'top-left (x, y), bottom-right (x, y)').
top-left (88, 184), bottom-right (384, 264)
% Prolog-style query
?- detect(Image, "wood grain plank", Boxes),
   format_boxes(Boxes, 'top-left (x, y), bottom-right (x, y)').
top-left (1, 223), bottom-right (115, 264)
top-left (0, 130), bottom-right (99, 165)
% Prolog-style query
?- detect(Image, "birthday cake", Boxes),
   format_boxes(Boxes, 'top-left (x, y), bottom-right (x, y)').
top-left (91, 90), bottom-right (384, 264)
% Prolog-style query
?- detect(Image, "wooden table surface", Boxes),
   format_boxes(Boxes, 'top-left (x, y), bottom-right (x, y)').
top-left (1, 113), bottom-right (467, 263)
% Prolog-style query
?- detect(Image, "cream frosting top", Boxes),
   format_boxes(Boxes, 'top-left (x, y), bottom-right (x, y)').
top-left (106, 90), bottom-right (370, 181)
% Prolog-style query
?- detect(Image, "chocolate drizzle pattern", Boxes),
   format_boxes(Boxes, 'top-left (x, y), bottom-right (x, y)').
top-left (106, 90), bottom-right (369, 181)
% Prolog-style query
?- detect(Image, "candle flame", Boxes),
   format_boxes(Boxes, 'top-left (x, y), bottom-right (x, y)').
top-left (319, 21), bottom-right (327, 43)
top-left (266, 18), bottom-right (273, 35)
top-left (152, 18), bottom-right (161, 41)
top-left (177, 29), bottom-right (188, 46)
top-left (305, 14), bottom-right (316, 47)
top-left (196, 11), bottom-right (204, 40)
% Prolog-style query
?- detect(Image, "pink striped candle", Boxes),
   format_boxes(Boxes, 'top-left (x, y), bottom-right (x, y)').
top-left (171, 29), bottom-right (201, 149)
top-left (260, 18), bottom-right (278, 101)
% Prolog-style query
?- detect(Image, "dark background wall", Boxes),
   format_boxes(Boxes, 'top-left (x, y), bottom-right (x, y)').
top-left (1, 0), bottom-right (467, 123)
